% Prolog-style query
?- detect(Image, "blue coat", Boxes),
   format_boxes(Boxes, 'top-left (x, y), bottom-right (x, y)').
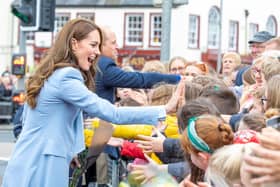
top-left (95, 56), bottom-right (180, 103)
top-left (2, 67), bottom-right (166, 187)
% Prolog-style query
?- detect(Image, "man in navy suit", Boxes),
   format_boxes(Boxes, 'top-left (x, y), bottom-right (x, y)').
top-left (95, 26), bottom-right (180, 103)
top-left (92, 26), bottom-right (181, 187)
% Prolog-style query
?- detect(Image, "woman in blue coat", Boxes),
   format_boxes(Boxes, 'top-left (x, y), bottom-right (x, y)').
top-left (2, 18), bottom-right (182, 187)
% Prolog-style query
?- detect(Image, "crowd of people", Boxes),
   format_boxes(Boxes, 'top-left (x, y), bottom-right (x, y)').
top-left (0, 70), bottom-right (15, 99)
top-left (0, 70), bottom-right (18, 123)
top-left (2, 18), bottom-right (280, 187)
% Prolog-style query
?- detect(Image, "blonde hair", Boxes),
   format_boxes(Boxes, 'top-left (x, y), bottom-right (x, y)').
top-left (142, 60), bottom-right (166, 73)
top-left (206, 143), bottom-right (252, 187)
top-left (222, 52), bottom-right (241, 66)
top-left (261, 57), bottom-right (280, 82)
top-left (206, 143), bottom-right (280, 187)
top-left (266, 75), bottom-right (280, 109)
top-left (265, 108), bottom-right (280, 119)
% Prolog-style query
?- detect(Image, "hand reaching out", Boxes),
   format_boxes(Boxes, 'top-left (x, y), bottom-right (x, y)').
top-left (165, 78), bottom-right (186, 114)
top-left (107, 137), bottom-right (124, 147)
top-left (258, 127), bottom-right (280, 150)
top-left (243, 132), bottom-right (280, 184)
top-left (135, 128), bottom-right (166, 154)
top-left (130, 154), bottom-right (167, 184)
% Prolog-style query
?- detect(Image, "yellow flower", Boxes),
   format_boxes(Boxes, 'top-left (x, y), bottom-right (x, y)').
top-left (112, 124), bottom-right (153, 139)
top-left (84, 129), bottom-right (94, 147)
top-left (164, 115), bottom-right (180, 138)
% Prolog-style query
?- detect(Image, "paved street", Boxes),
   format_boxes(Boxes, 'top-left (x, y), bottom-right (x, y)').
top-left (0, 124), bottom-right (15, 185)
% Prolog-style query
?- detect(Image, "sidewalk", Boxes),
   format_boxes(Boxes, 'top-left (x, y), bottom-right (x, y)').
top-left (0, 142), bottom-right (15, 185)
top-left (0, 124), bottom-right (13, 131)
top-left (0, 142), bottom-right (14, 161)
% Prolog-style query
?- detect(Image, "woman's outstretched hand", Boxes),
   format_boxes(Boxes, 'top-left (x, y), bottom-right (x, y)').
top-left (165, 78), bottom-right (186, 114)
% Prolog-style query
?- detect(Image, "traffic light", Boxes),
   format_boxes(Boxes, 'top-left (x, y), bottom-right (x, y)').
top-left (11, 0), bottom-right (38, 31)
top-left (11, 54), bottom-right (26, 76)
top-left (38, 0), bottom-right (55, 31)
top-left (11, 0), bottom-right (55, 32)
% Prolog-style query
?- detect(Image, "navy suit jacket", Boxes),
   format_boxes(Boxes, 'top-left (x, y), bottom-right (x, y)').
top-left (95, 56), bottom-right (180, 103)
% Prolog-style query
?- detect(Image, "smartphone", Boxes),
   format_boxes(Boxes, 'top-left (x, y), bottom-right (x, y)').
top-left (266, 116), bottom-right (280, 131)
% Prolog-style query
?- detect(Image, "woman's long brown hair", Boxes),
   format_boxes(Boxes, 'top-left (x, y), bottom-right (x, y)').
top-left (26, 18), bottom-right (103, 108)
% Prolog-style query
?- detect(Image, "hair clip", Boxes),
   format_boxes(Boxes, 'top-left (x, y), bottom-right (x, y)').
top-left (214, 85), bottom-right (220, 91)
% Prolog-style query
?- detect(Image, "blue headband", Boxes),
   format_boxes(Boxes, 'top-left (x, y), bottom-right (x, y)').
top-left (187, 117), bottom-right (213, 154)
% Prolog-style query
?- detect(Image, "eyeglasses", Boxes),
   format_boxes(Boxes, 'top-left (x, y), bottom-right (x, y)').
top-left (185, 72), bottom-right (198, 77)
top-left (249, 44), bottom-right (265, 49)
top-left (170, 66), bottom-right (185, 72)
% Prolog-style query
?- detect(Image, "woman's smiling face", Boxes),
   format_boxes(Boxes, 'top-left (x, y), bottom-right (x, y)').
top-left (72, 29), bottom-right (101, 71)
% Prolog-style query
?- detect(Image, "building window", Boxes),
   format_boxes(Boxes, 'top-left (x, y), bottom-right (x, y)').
top-left (188, 15), bottom-right (200, 49)
top-left (150, 13), bottom-right (162, 47)
top-left (26, 32), bottom-right (35, 44)
top-left (249, 23), bottom-right (258, 41)
top-left (207, 7), bottom-right (220, 49)
top-left (266, 15), bottom-right (277, 36)
top-left (125, 13), bottom-right (144, 46)
top-left (77, 13), bottom-right (95, 21)
top-left (228, 20), bottom-right (239, 51)
top-left (54, 13), bottom-right (70, 36)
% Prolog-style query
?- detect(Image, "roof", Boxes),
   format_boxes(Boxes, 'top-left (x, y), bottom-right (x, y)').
top-left (56, 0), bottom-right (188, 7)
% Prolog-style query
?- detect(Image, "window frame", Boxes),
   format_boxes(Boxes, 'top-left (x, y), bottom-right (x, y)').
top-left (228, 20), bottom-right (239, 51)
top-left (207, 6), bottom-right (220, 49)
top-left (124, 13), bottom-right (144, 47)
top-left (188, 14), bottom-right (200, 49)
top-left (266, 15), bottom-right (277, 36)
top-left (54, 13), bottom-right (71, 37)
top-left (249, 23), bottom-right (259, 41)
top-left (149, 13), bottom-right (162, 48)
top-left (76, 12), bottom-right (95, 21)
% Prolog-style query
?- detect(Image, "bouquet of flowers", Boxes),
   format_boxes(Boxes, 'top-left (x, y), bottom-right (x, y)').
top-left (69, 148), bottom-right (88, 187)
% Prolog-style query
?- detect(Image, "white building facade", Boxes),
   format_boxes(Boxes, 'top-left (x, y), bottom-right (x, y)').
top-left (2, 0), bottom-right (280, 73)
